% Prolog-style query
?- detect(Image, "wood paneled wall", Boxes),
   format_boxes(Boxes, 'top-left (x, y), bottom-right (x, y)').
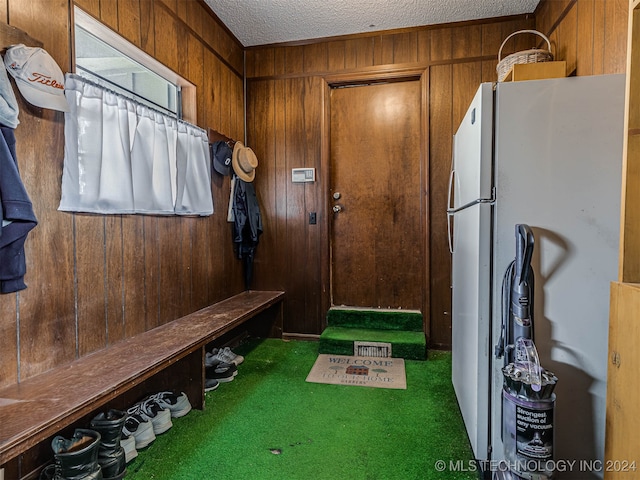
top-left (245, 0), bottom-right (629, 348)
top-left (0, 0), bottom-right (245, 389)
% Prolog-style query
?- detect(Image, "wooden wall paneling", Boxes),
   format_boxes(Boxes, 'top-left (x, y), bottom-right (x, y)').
top-left (428, 64), bottom-right (453, 348)
top-left (157, 217), bottom-right (185, 324)
top-left (157, 0), bottom-right (176, 13)
top-left (576, 0), bottom-right (597, 76)
top-left (453, 62), bottom-right (483, 132)
top-left (302, 77), bottom-right (323, 333)
top-left (122, 216), bottom-right (147, 337)
top-left (205, 50), bottom-right (222, 134)
top-left (592, 0), bottom-right (607, 75)
top-left (0, 295), bottom-right (17, 387)
top-left (253, 48), bottom-right (276, 78)
top-left (184, 0), bottom-right (204, 40)
top-left (536, 0), bottom-right (575, 36)
top-left (180, 218), bottom-right (194, 316)
top-left (430, 27), bottom-right (453, 62)
top-left (74, 0), bottom-right (100, 18)
top-left (10, 0), bottom-right (76, 380)
top-left (139, 0), bottom-right (154, 56)
top-left (453, 25), bottom-right (482, 59)
top-left (344, 37), bottom-right (374, 69)
top-left (285, 45), bottom-right (304, 75)
top-left (154, 2), bottom-right (179, 73)
top-left (105, 216), bottom-right (125, 345)
top-left (417, 30), bottom-right (431, 64)
top-left (552, 3), bottom-right (578, 75)
top-left (481, 59), bottom-right (499, 83)
top-left (327, 40), bottom-right (347, 71)
top-left (231, 74), bottom-right (244, 141)
top-left (604, 0), bottom-right (629, 74)
top-left (99, 0), bottom-right (119, 31)
top-left (284, 77), bottom-right (309, 331)
top-left (248, 80), bottom-right (275, 293)
top-left (376, 34), bottom-right (394, 65)
top-left (219, 66), bottom-right (231, 135)
top-left (143, 216), bottom-right (160, 329)
top-left (76, 215), bottom-right (107, 357)
top-left (392, 32), bottom-right (419, 64)
top-left (117, 0), bottom-right (141, 46)
top-left (303, 43), bottom-right (328, 73)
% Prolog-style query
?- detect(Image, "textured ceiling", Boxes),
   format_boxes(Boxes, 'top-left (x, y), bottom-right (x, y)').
top-left (204, 0), bottom-right (541, 47)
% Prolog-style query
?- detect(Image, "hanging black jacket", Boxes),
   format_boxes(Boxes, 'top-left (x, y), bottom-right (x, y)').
top-left (0, 125), bottom-right (37, 293)
top-left (231, 177), bottom-right (262, 289)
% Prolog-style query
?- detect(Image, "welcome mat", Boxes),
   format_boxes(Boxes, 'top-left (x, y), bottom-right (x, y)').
top-left (305, 354), bottom-right (406, 390)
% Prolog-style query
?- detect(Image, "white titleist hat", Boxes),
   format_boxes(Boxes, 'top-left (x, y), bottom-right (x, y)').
top-left (4, 44), bottom-right (68, 112)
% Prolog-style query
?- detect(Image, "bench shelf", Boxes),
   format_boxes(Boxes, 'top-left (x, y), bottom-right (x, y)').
top-left (0, 290), bottom-right (284, 471)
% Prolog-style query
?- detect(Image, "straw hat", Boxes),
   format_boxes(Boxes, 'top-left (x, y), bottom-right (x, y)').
top-left (232, 142), bottom-right (258, 182)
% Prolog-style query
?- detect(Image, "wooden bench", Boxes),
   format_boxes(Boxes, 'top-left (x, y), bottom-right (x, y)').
top-left (0, 290), bottom-right (284, 473)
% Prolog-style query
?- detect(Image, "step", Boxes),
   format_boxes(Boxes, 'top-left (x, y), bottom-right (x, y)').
top-left (327, 306), bottom-right (423, 332)
top-left (319, 326), bottom-right (427, 360)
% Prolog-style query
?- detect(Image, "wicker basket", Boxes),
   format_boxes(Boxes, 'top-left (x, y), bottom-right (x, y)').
top-left (496, 30), bottom-right (553, 82)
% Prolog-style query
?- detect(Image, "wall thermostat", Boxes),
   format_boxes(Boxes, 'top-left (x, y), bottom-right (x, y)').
top-left (292, 168), bottom-right (316, 183)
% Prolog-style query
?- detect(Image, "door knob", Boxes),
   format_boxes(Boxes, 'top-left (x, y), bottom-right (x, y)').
top-left (333, 192), bottom-right (341, 200)
top-left (332, 204), bottom-right (343, 213)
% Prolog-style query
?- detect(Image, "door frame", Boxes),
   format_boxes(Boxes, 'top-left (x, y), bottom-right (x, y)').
top-left (319, 67), bottom-right (431, 339)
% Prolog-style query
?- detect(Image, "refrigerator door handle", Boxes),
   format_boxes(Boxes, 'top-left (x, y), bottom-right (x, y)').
top-left (447, 140), bottom-right (456, 254)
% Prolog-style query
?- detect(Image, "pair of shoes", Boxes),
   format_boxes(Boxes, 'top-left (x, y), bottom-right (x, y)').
top-left (127, 397), bottom-right (173, 435)
top-left (122, 412), bottom-right (155, 450)
top-left (209, 346), bottom-right (244, 366)
top-left (204, 378), bottom-right (219, 392)
top-left (145, 391), bottom-right (192, 418)
top-left (205, 354), bottom-right (237, 384)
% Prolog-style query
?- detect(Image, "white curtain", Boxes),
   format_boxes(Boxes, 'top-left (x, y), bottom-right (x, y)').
top-left (59, 73), bottom-right (213, 216)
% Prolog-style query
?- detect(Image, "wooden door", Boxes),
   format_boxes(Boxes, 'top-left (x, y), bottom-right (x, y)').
top-left (329, 81), bottom-right (422, 310)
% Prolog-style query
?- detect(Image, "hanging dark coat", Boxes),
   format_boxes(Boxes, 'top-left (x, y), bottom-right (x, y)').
top-left (231, 176), bottom-right (262, 289)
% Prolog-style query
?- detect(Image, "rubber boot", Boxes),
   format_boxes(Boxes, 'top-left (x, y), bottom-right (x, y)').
top-left (41, 428), bottom-right (103, 480)
top-left (90, 410), bottom-right (127, 480)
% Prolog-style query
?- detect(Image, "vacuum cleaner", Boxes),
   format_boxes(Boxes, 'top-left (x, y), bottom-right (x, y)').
top-left (495, 224), bottom-right (558, 480)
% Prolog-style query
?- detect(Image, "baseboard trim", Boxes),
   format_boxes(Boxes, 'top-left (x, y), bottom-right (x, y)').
top-left (283, 332), bottom-right (320, 341)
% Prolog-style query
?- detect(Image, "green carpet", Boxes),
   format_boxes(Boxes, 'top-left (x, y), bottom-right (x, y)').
top-left (125, 339), bottom-right (477, 480)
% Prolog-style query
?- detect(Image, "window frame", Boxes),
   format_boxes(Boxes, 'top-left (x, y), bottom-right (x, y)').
top-left (72, 7), bottom-right (197, 124)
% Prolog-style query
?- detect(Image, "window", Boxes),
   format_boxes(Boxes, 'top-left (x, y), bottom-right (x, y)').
top-left (73, 7), bottom-right (195, 121)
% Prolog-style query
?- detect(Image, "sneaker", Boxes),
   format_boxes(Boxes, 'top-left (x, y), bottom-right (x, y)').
top-left (205, 361), bottom-right (236, 383)
top-left (127, 398), bottom-right (172, 435)
top-left (205, 353), bottom-right (238, 376)
top-left (120, 434), bottom-right (138, 463)
top-left (204, 378), bottom-right (219, 392)
top-left (146, 391), bottom-right (192, 418)
top-left (122, 413), bottom-right (155, 449)
top-left (209, 347), bottom-right (244, 366)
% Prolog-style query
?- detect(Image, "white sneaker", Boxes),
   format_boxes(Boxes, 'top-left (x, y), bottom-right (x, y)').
top-left (122, 413), bottom-right (155, 449)
top-left (127, 399), bottom-right (172, 435)
top-left (147, 391), bottom-right (192, 418)
top-left (210, 347), bottom-right (244, 366)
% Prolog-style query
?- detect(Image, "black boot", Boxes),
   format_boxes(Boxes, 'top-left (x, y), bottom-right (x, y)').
top-left (90, 410), bottom-right (127, 480)
top-left (41, 428), bottom-right (103, 480)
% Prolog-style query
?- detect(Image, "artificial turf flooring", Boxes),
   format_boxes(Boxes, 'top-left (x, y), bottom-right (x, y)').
top-left (125, 338), bottom-right (477, 480)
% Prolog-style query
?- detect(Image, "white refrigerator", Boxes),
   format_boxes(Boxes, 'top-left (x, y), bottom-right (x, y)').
top-left (448, 74), bottom-right (625, 479)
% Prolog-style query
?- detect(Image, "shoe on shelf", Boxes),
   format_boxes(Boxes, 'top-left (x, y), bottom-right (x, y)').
top-left (205, 361), bottom-right (236, 383)
top-left (127, 398), bottom-right (172, 435)
top-left (120, 434), bottom-right (138, 463)
top-left (122, 413), bottom-right (155, 450)
top-left (205, 353), bottom-right (238, 377)
top-left (204, 378), bottom-right (219, 392)
top-left (209, 346), bottom-right (244, 366)
top-left (146, 391), bottom-right (192, 418)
